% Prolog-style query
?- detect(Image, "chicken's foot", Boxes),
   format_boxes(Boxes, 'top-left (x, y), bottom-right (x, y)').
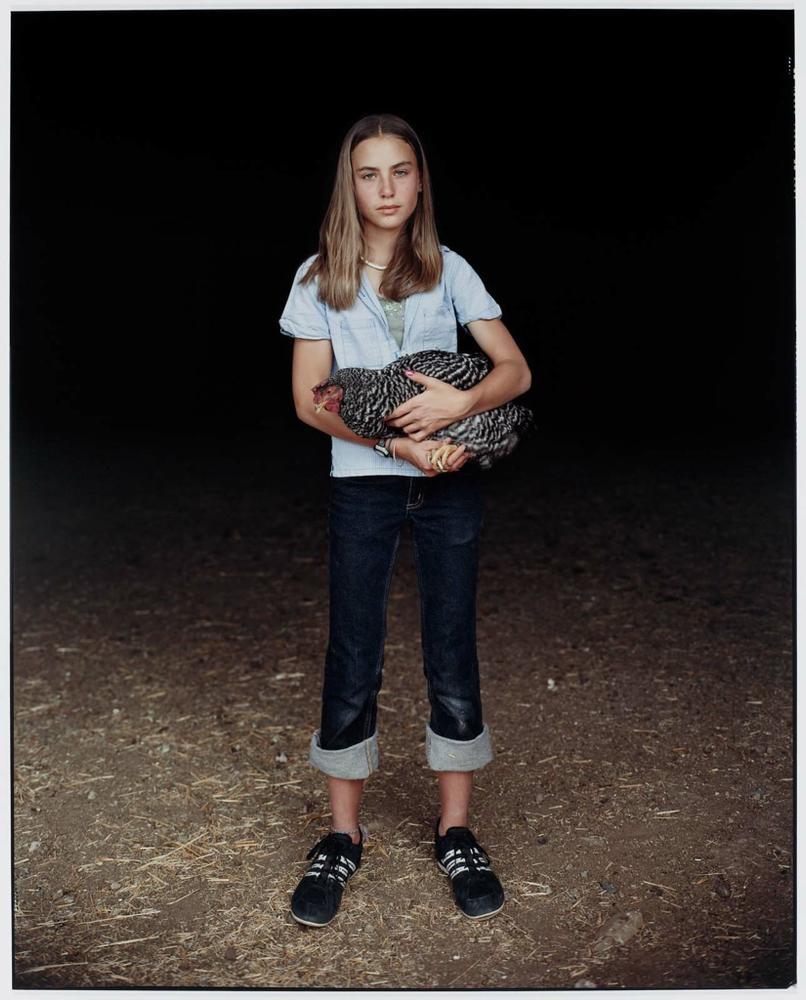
top-left (427, 443), bottom-right (462, 472)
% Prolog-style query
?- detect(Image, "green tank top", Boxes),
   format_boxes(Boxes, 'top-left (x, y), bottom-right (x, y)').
top-left (378, 295), bottom-right (405, 349)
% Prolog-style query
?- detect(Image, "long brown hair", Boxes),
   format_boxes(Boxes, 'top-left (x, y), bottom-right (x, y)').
top-left (301, 114), bottom-right (443, 310)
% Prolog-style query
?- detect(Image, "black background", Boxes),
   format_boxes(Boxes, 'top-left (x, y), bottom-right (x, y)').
top-left (11, 8), bottom-right (794, 448)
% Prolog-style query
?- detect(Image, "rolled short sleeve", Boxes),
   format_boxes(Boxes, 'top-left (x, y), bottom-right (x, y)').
top-left (279, 256), bottom-right (331, 340)
top-left (446, 251), bottom-right (502, 326)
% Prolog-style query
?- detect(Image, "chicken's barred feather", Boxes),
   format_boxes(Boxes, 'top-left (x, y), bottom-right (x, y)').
top-left (318, 350), bottom-right (534, 470)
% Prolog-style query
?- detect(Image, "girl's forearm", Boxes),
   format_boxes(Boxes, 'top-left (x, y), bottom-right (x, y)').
top-left (296, 407), bottom-right (380, 448)
top-left (458, 360), bottom-right (531, 420)
top-left (295, 410), bottom-right (424, 467)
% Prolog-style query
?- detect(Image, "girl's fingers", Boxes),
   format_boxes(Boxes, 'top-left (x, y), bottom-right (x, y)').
top-left (447, 443), bottom-right (466, 468)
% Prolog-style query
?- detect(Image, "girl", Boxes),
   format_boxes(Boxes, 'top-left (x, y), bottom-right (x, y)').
top-left (279, 114), bottom-right (531, 927)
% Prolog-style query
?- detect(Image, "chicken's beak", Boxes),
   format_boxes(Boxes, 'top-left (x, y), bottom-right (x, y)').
top-left (313, 400), bottom-right (326, 413)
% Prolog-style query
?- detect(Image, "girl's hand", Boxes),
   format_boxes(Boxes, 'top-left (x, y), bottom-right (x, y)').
top-left (384, 370), bottom-right (469, 441)
top-left (393, 436), bottom-right (472, 476)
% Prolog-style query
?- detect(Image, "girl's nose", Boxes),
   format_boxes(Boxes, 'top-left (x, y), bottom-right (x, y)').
top-left (379, 172), bottom-right (395, 197)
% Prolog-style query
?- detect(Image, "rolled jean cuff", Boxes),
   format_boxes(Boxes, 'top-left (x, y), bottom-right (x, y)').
top-left (308, 728), bottom-right (379, 779)
top-left (425, 722), bottom-right (494, 772)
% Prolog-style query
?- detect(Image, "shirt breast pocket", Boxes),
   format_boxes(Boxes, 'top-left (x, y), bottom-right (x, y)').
top-left (420, 305), bottom-right (458, 352)
top-left (335, 319), bottom-right (385, 369)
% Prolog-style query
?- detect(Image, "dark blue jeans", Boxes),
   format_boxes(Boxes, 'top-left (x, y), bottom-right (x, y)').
top-left (308, 471), bottom-right (494, 779)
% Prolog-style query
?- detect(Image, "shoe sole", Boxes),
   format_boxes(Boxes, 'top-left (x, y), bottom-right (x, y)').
top-left (437, 861), bottom-right (505, 919)
top-left (291, 910), bottom-right (336, 928)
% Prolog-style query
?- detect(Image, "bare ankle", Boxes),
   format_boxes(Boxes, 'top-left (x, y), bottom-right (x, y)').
top-left (439, 817), bottom-right (468, 837)
top-left (331, 824), bottom-right (361, 845)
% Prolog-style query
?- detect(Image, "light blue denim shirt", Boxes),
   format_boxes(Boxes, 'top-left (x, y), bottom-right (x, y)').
top-left (279, 245), bottom-right (502, 477)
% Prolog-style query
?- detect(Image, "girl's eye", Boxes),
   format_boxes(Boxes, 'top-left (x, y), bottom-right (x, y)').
top-left (359, 170), bottom-right (410, 181)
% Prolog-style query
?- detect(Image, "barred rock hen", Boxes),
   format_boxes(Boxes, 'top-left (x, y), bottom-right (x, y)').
top-left (312, 350), bottom-right (534, 470)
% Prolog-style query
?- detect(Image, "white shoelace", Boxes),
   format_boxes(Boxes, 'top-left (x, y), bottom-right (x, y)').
top-left (440, 844), bottom-right (491, 879)
top-left (303, 852), bottom-right (357, 886)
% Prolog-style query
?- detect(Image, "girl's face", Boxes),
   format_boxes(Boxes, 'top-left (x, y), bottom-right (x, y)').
top-left (351, 135), bottom-right (422, 236)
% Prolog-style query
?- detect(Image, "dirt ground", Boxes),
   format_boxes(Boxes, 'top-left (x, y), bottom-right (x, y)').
top-left (11, 428), bottom-right (794, 989)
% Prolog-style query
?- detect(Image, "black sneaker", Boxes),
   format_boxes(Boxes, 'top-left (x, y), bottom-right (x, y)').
top-left (435, 820), bottom-right (505, 919)
top-left (291, 829), bottom-right (363, 927)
